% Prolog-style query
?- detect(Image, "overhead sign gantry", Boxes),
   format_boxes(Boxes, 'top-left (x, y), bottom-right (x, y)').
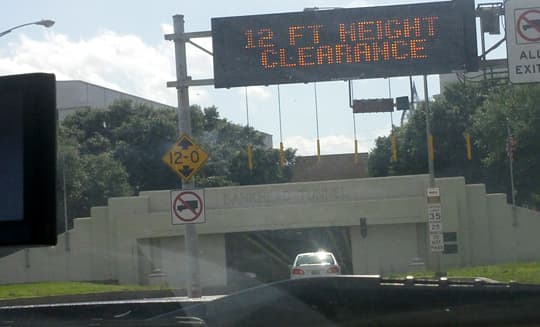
top-left (166, 0), bottom-right (479, 298)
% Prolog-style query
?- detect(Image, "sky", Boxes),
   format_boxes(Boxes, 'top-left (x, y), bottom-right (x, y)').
top-left (0, 0), bottom-right (507, 156)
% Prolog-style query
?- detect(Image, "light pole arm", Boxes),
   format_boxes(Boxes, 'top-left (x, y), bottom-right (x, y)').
top-left (0, 20), bottom-right (55, 38)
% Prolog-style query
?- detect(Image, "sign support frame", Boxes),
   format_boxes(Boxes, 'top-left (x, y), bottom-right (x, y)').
top-left (165, 15), bottom-right (213, 299)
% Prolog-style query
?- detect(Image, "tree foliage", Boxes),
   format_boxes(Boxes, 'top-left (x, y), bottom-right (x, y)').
top-left (57, 126), bottom-right (132, 229)
top-left (368, 81), bottom-right (540, 208)
top-left (473, 84), bottom-right (540, 206)
top-left (59, 100), bottom-right (296, 223)
top-left (229, 147), bottom-right (296, 185)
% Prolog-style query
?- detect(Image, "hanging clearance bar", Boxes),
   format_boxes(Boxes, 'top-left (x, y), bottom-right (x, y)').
top-left (211, 0), bottom-right (478, 88)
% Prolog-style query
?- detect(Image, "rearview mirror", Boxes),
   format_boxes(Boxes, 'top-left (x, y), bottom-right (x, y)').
top-left (0, 73), bottom-right (57, 246)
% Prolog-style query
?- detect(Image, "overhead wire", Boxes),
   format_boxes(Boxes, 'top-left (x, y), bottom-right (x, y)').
top-left (388, 78), bottom-right (398, 162)
top-left (350, 80), bottom-right (359, 164)
top-left (314, 83), bottom-right (321, 161)
top-left (245, 87), bottom-right (253, 172)
top-left (353, 109), bottom-right (359, 164)
top-left (277, 85), bottom-right (285, 168)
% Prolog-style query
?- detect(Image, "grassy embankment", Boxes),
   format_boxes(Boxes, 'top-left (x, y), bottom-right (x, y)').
top-left (405, 261), bottom-right (540, 284)
top-left (1, 262), bottom-right (540, 300)
top-left (0, 282), bottom-right (161, 300)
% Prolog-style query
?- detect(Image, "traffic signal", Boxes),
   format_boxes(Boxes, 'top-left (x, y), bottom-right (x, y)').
top-left (395, 96), bottom-right (410, 111)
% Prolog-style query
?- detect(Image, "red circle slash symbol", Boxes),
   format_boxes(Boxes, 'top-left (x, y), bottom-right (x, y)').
top-left (173, 191), bottom-right (203, 222)
top-left (517, 9), bottom-right (540, 42)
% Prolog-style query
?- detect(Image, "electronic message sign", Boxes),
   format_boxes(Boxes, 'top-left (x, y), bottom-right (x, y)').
top-left (211, 0), bottom-right (478, 88)
top-left (353, 99), bottom-right (394, 113)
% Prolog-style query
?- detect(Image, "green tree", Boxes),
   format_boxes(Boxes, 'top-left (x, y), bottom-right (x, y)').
top-left (76, 153), bottom-right (133, 214)
top-left (368, 136), bottom-right (392, 177)
top-left (368, 80), bottom-right (540, 208)
top-left (60, 100), bottom-right (297, 222)
top-left (192, 108), bottom-right (273, 187)
top-left (58, 126), bottom-right (132, 227)
top-left (473, 83), bottom-right (540, 208)
top-left (229, 147), bottom-right (296, 185)
top-left (62, 101), bottom-right (180, 191)
top-left (368, 82), bottom-right (491, 183)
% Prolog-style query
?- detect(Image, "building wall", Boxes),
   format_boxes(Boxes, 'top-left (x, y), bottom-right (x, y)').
top-left (351, 223), bottom-right (422, 275)
top-left (56, 80), bottom-right (175, 120)
top-left (2, 175), bottom-right (540, 289)
top-left (155, 234), bottom-right (227, 289)
top-left (291, 153), bottom-right (369, 182)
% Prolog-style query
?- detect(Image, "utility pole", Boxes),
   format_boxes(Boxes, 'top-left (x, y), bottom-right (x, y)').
top-left (165, 14), bottom-right (213, 298)
top-left (62, 154), bottom-right (70, 251)
top-left (171, 14), bottom-right (200, 298)
top-left (506, 121), bottom-right (518, 226)
top-left (165, 13), bottom-right (214, 298)
top-left (424, 75), bottom-right (435, 187)
top-left (423, 75), bottom-right (442, 276)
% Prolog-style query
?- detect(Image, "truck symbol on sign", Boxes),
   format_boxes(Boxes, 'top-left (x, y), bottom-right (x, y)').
top-left (523, 19), bottom-right (540, 31)
top-left (177, 200), bottom-right (198, 212)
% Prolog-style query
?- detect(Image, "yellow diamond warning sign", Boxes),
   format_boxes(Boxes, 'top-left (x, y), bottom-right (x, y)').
top-left (162, 134), bottom-right (208, 181)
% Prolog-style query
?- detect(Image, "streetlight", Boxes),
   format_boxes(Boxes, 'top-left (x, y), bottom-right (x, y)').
top-left (0, 19), bottom-right (55, 38)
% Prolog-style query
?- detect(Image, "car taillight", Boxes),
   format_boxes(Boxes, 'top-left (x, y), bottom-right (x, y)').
top-left (292, 268), bottom-right (304, 275)
top-left (327, 266), bottom-right (340, 273)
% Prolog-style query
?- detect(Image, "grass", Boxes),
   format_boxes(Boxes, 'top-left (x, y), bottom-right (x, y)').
top-left (2, 262), bottom-right (540, 300)
top-left (404, 261), bottom-right (540, 284)
top-left (0, 281), bottom-right (162, 300)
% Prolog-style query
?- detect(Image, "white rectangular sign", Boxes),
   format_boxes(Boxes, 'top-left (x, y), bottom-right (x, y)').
top-left (429, 222), bottom-right (443, 233)
top-left (426, 187), bottom-right (440, 198)
top-left (428, 205), bottom-right (442, 222)
top-left (170, 189), bottom-right (206, 225)
top-left (506, 0), bottom-right (540, 84)
top-left (429, 233), bottom-right (444, 252)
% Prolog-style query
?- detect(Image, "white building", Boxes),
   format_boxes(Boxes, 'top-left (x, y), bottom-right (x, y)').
top-left (56, 80), bottom-right (176, 120)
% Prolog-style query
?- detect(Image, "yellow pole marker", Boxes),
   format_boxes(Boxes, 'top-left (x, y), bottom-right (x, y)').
top-left (428, 134), bottom-right (435, 161)
top-left (391, 133), bottom-right (398, 162)
top-left (464, 132), bottom-right (472, 160)
top-left (354, 140), bottom-right (359, 164)
top-left (247, 144), bottom-right (253, 171)
top-left (317, 139), bottom-right (321, 161)
top-left (280, 142), bottom-right (285, 168)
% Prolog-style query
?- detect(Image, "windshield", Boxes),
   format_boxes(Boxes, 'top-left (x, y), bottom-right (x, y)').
top-left (2, 0), bottom-right (540, 326)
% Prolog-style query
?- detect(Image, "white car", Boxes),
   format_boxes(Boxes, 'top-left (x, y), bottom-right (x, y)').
top-left (290, 251), bottom-right (341, 279)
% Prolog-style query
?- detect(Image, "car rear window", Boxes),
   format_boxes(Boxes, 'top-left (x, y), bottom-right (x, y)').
top-left (296, 253), bottom-right (335, 265)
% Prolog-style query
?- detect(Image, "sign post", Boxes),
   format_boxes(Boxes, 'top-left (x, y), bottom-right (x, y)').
top-left (506, 0), bottom-right (540, 84)
top-left (427, 187), bottom-right (443, 275)
top-left (164, 15), bottom-right (213, 299)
